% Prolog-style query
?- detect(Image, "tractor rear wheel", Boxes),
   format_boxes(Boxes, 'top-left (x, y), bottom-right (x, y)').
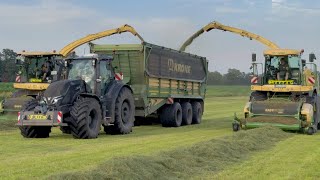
top-left (191, 101), bottom-right (202, 124)
top-left (70, 97), bottom-right (102, 139)
top-left (104, 88), bottom-right (135, 135)
top-left (181, 102), bottom-right (192, 125)
top-left (160, 102), bottom-right (182, 127)
top-left (19, 99), bottom-right (52, 138)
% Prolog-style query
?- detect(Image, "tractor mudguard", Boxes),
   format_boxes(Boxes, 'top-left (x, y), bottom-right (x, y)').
top-left (103, 80), bottom-right (133, 124)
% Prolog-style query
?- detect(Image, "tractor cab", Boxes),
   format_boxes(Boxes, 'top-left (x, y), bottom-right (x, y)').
top-left (65, 54), bottom-right (114, 95)
top-left (14, 51), bottom-right (63, 91)
top-left (250, 49), bottom-right (318, 92)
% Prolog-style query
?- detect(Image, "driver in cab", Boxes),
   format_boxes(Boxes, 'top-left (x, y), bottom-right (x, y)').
top-left (277, 58), bottom-right (290, 81)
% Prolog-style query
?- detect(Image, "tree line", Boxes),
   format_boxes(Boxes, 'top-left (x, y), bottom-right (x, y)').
top-left (0, 48), bottom-right (251, 85)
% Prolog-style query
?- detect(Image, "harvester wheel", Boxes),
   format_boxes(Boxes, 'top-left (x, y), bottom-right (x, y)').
top-left (70, 97), bottom-right (102, 139)
top-left (232, 123), bottom-right (240, 132)
top-left (160, 102), bottom-right (182, 127)
top-left (307, 127), bottom-right (315, 135)
top-left (181, 102), bottom-right (192, 125)
top-left (105, 88), bottom-right (135, 134)
top-left (191, 101), bottom-right (202, 124)
top-left (19, 99), bottom-right (51, 138)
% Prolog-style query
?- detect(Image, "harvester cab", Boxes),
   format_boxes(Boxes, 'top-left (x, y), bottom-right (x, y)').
top-left (0, 51), bottom-right (64, 113)
top-left (233, 49), bottom-right (320, 135)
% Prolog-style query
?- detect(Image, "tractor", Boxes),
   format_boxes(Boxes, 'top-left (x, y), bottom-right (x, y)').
top-left (233, 49), bottom-right (319, 134)
top-left (17, 54), bottom-right (135, 138)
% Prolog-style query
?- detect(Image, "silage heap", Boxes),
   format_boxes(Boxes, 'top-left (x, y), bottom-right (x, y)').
top-left (47, 126), bottom-right (292, 180)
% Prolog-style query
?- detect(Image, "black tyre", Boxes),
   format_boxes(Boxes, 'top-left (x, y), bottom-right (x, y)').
top-left (59, 116), bottom-right (72, 134)
top-left (19, 99), bottom-right (52, 138)
top-left (160, 102), bottom-right (182, 127)
top-left (104, 88), bottom-right (135, 135)
top-left (70, 97), bottom-right (102, 139)
top-left (191, 101), bottom-right (202, 124)
top-left (232, 123), bottom-right (240, 132)
top-left (181, 102), bottom-right (192, 125)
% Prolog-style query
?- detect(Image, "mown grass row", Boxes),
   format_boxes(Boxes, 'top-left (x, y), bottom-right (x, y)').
top-left (47, 126), bottom-right (291, 180)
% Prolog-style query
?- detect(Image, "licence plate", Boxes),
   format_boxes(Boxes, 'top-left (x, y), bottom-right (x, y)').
top-left (274, 84), bottom-right (286, 88)
top-left (28, 114), bottom-right (47, 120)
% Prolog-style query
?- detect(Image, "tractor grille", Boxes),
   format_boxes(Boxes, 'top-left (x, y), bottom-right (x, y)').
top-left (246, 116), bottom-right (299, 125)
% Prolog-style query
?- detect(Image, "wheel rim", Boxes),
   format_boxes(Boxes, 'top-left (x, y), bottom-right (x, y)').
top-left (121, 101), bottom-right (130, 124)
top-left (88, 109), bottom-right (98, 129)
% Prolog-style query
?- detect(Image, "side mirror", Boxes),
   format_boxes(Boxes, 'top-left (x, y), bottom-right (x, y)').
top-left (302, 59), bottom-right (306, 66)
top-left (252, 53), bottom-right (256, 62)
top-left (309, 53), bottom-right (316, 62)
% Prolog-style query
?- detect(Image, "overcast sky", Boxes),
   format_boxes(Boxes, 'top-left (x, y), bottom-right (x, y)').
top-left (0, 0), bottom-right (319, 73)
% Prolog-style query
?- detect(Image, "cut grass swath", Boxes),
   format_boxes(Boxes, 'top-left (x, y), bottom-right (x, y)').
top-left (48, 126), bottom-right (292, 180)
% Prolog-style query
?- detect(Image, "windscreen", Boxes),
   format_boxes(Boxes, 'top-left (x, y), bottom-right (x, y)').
top-left (23, 57), bottom-right (53, 82)
top-left (68, 59), bottom-right (95, 89)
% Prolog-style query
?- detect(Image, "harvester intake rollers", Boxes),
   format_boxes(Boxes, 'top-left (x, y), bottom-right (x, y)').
top-left (181, 102), bottom-right (193, 125)
top-left (104, 88), bottom-right (135, 135)
top-left (19, 99), bottom-right (52, 138)
top-left (160, 102), bottom-right (182, 127)
top-left (250, 91), bottom-right (267, 101)
top-left (191, 101), bottom-right (202, 124)
top-left (69, 97), bottom-right (102, 139)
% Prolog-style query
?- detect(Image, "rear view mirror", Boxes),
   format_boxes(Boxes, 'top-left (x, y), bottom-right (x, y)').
top-left (302, 59), bottom-right (306, 66)
top-left (309, 53), bottom-right (316, 62)
top-left (252, 53), bottom-right (256, 62)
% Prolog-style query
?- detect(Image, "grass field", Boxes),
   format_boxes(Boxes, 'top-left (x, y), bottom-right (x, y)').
top-left (1, 85), bottom-right (320, 179)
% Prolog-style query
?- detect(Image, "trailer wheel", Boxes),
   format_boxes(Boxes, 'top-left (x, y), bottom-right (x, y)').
top-left (19, 99), bottom-right (51, 138)
top-left (181, 102), bottom-right (192, 125)
top-left (106, 88), bottom-right (135, 134)
top-left (70, 97), bottom-right (101, 139)
top-left (160, 102), bottom-right (182, 127)
top-left (191, 101), bottom-right (202, 124)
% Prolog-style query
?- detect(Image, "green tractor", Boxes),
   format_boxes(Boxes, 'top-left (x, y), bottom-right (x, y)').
top-left (0, 51), bottom-right (64, 114)
top-left (233, 49), bottom-right (319, 134)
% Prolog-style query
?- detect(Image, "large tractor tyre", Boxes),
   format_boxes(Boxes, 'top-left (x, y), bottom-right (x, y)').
top-left (160, 102), bottom-right (182, 127)
top-left (191, 101), bottom-right (203, 124)
top-left (70, 97), bottom-right (102, 139)
top-left (19, 99), bottom-right (52, 138)
top-left (249, 91), bottom-right (267, 102)
top-left (181, 102), bottom-right (193, 125)
top-left (105, 88), bottom-right (135, 135)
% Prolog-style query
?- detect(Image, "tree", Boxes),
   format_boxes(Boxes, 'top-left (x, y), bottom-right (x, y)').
top-left (207, 71), bottom-right (223, 85)
top-left (0, 49), bottom-right (17, 82)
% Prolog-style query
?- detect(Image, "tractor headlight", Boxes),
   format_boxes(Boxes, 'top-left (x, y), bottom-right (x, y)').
top-left (51, 96), bottom-right (63, 104)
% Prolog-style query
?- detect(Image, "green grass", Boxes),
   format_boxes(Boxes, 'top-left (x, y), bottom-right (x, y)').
top-left (206, 85), bottom-right (251, 97)
top-left (48, 126), bottom-right (291, 180)
top-left (1, 85), bottom-right (320, 179)
top-left (0, 83), bottom-right (14, 92)
top-left (0, 96), bottom-right (246, 179)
